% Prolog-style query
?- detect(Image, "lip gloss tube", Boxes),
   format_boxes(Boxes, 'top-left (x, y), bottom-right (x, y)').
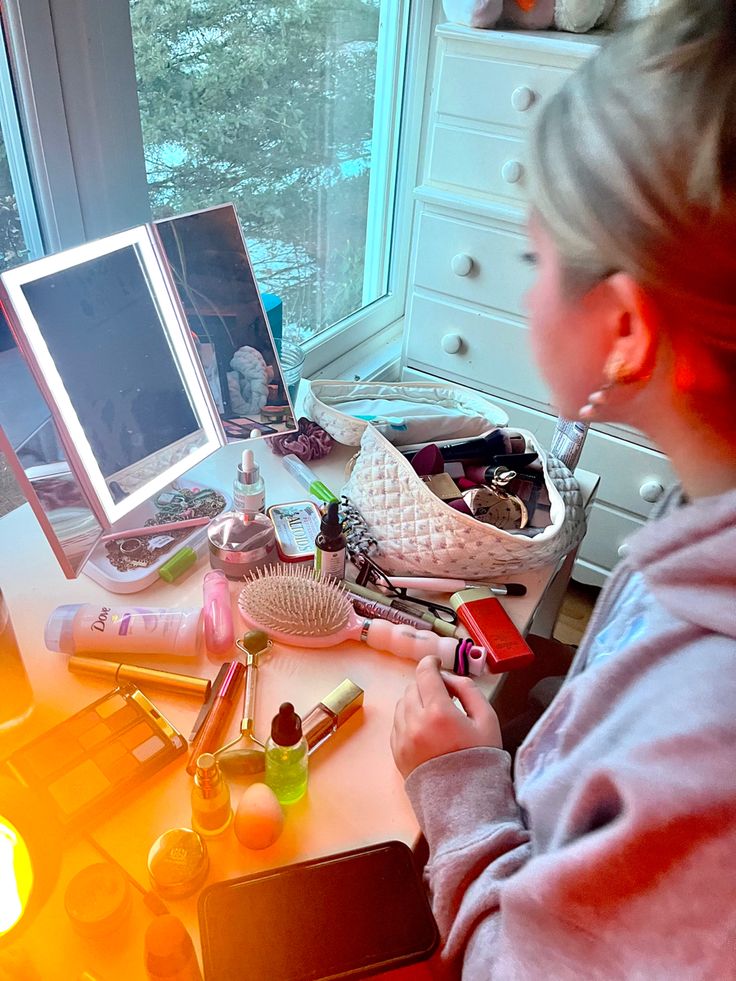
top-left (301, 679), bottom-right (365, 753)
top-left (186, 660), bottom-right (244, 774)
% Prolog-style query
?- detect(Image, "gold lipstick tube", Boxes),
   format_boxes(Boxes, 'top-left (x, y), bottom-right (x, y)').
top-left (68, 655), bottom-right (211, 699)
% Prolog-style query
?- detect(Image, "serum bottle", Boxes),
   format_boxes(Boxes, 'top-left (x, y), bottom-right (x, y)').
top-left (234, 449), bottom-right (266, 514)
top-left (265, 702), bottom-right (308, 804)
top-left (314, 502), bottom-right (346, 579)
top-left (191, 752), bottom-right (233, 836)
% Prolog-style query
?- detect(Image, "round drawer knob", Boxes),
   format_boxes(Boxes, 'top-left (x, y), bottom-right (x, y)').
top-left (502, 160), bottom-right (524, 184)
top-left (617, 543), bottom-right (629, 559)
top-left (639, 480), bottom-right (664, 503)
top-left (441, 333), bottom-right (463, 354)
top-left (450, 253), bottom-right (474, 277)
top-left (511, 86), bottom-right (536, 112)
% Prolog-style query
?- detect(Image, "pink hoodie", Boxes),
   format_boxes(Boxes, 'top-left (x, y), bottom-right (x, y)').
top-left (405, 486), bottom-right (736, 979)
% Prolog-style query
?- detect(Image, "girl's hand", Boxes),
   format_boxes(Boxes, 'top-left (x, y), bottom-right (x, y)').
top-left (390, 655), bottom-right (503, 779)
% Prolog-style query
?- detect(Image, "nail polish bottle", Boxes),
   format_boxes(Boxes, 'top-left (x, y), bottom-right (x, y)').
top-left (265, 703), bottom-right (308, 804)
top-left (191, 753), bottom-right (232, 836)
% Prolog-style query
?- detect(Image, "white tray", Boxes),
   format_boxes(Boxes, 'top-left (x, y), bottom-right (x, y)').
top-left (83, 478), bottom-right (230, 594)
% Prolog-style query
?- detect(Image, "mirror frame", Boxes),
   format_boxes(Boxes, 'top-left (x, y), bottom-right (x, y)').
top-left (0, 225), bottom-right (226, 532)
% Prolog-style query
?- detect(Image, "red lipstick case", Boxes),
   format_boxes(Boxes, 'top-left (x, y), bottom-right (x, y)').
top-left (450, 589), bottom-right (534, 673)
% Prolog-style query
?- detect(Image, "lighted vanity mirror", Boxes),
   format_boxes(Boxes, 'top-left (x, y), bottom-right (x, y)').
top-left (154, 203), bottom-right (298, 439)
top-left (0, 224), bottom-right (226, 576)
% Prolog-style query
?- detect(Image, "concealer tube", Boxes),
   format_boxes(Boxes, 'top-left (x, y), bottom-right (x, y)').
top-left (68, 656), bottom-right (211, 699)
top-left (302, 679), bottom-right (364, 753)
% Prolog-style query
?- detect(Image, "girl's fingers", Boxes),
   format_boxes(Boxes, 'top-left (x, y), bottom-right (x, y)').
top-left (439, 670), bottom-right (494, 720)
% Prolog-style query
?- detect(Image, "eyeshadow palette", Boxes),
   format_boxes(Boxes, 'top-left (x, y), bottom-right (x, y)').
top-left (6, 684), bottom-right (186, 831)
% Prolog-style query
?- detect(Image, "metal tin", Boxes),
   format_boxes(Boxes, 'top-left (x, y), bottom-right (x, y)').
top-left (147, 828), bottom-right (209, 899)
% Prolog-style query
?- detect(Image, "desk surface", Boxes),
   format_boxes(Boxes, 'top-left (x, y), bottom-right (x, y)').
top-left (0, 440), bottom-right (596, 980)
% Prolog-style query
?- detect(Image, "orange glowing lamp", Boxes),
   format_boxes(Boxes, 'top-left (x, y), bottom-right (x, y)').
top-left (0, 778), bottom-right (61, 946)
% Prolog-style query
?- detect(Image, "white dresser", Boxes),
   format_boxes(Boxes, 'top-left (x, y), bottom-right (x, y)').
top-left (401, 23), bottom-right (675, 586)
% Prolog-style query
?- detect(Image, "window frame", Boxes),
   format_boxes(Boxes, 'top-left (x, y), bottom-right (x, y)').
top-left (3, 0), bottom-right (435, 374)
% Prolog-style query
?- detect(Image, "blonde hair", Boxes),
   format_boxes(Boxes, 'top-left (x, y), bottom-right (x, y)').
top-left (527, 0), bottom-right (736, 352)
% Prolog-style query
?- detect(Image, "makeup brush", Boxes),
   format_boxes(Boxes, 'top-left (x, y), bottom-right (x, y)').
top-left (237, 566), bottom-right (486, 676)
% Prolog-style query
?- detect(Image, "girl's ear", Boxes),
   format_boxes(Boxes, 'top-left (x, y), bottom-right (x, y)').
top-left (597, 272), bottom-right (659, 385)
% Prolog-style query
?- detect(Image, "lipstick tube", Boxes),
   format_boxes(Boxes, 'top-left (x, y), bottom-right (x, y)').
top-left (68, 656), bottom-right (211, 699)
top-left (186, 660), bottom-right (244, 774)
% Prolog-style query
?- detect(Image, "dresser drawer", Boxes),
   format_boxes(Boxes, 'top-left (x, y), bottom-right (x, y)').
top-left (436, 51), bottom-right (570, 131)
top-left (405, 292), bottom-right (550, 406)
top-left (577, 430), bottom-right (675, 517)
top-left (578, 502), bottom-right (645, 573)
top-left (413, 210), bottom-right (534, 316)
top-left (428, 124), bottom-right (527, 205)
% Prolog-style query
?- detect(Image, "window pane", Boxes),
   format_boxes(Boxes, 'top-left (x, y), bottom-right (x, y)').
top-left (130, 0), bottom-right (399, 341)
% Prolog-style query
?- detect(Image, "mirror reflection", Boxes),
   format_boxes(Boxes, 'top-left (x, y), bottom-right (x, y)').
top-left (0, 347), bottom-right (102, 577)
top-left (155, 204), bottom-right (298, 439)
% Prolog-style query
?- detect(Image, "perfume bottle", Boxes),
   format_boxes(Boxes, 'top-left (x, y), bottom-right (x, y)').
top-left (191, 753), bottom-right (232, 836)
top-left (265, 703), bottom-right (308, 804)
top-left (233, 449), bottom-right (266, 514)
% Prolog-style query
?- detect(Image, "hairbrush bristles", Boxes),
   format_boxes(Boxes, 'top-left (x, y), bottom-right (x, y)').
top-left (238, 565), bottom-right (351, 637)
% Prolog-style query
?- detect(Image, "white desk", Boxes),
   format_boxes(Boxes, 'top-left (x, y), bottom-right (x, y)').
top-left (0, 440), bottom-right (596, 980)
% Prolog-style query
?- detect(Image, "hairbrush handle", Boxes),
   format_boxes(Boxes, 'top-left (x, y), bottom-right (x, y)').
top-left (361, 618), bottom-right (486, 676)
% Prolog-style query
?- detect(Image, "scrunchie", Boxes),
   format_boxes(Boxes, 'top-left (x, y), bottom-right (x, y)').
top-left (267, 417), bottom-right (334, 461)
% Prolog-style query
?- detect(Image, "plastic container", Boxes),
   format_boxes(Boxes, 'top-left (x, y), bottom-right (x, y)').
top-left (207, 511), bottom-right (276, 580)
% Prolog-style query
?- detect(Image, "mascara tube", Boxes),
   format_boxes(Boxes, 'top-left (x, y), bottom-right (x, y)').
top-left (347, 593), bottom-right (432, 631)
top-left (346, 581), bottom-right (459, 637)
top-left (68, 656), bottom-right (211, 699)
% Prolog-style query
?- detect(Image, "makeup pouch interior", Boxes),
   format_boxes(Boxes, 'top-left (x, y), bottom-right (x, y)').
top-left (302, 379), bottom-right (586, 578)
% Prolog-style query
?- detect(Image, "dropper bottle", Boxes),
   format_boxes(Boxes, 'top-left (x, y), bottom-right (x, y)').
top-left (314, 501), bottom-right (346, 579)
top-left (233, 448), bottom-right (265, 514)
top-left (265, 702), bottom-right (308, 804)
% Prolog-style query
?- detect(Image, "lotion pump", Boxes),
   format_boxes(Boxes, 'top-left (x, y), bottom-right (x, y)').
top-left (233, 448), bottom-right (265, 514)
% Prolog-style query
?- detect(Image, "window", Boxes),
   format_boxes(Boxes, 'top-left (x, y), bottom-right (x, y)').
top-left (130, 1), bottom-right (403, 344)
top-left (3, 0), bottom-right (424, 369)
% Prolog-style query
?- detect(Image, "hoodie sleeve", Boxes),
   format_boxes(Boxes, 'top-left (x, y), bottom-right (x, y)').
top-left (405, 739), bottom-right (736, 979)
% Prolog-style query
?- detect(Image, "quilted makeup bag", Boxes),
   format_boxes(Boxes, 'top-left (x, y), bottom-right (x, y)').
top-left (302, 379), bottom-right (586, 578)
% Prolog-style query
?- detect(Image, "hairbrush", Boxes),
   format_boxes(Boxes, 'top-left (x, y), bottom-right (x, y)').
top-left (237, 566), bottom-right (486, 676)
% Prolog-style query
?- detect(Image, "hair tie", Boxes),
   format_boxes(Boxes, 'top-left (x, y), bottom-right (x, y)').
top-left (266, 417), bottom-right (334, 461)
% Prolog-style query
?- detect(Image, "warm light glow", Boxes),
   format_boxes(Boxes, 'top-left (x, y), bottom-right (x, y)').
top-left (0, 817), bottom-right (33, 937)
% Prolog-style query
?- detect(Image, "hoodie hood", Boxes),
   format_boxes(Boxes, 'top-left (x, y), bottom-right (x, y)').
top-left (626, 485), bottom-right (736, 639)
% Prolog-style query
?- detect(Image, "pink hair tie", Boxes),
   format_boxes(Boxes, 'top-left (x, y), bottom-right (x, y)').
top-left (267, 417), bottom-right (334, 461)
